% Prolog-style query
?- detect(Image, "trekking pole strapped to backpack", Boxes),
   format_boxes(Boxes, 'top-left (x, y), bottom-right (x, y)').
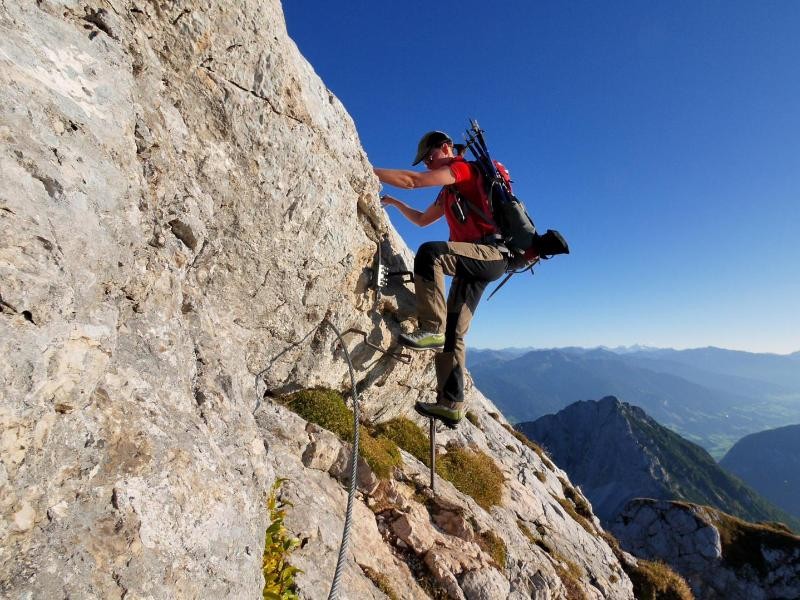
top-left (462, 119), bottom-right (570, 296)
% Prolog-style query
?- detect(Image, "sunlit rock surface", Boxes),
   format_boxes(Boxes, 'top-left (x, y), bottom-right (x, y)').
top-left (1, 1), bottom-right (633, 598)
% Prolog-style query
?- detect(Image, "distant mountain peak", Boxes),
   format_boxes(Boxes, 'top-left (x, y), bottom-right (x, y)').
top-left (516, 398), bottom-right (800, 532)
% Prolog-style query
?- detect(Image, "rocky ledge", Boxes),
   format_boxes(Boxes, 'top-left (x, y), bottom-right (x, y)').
top-left (612, 498), bottom-right (800, 600)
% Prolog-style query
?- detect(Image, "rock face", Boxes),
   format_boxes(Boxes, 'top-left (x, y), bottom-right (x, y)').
top-left (720, 424), bottom-right (800, 522)
top-left (1, 1), bottom-right (634, 598)
top-left (612, 499), bottom-right (800, 600)
top-left (517, 396), bottom-right (800, 530)
top-left (258, 391), bottom-right (635, 599)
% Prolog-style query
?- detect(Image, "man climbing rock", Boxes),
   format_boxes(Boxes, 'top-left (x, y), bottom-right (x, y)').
top-left (374, 131), bottom-right (508, 427)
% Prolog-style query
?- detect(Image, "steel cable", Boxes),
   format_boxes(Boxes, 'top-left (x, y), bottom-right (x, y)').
top-left (323, 318), bottom-right (360, 600)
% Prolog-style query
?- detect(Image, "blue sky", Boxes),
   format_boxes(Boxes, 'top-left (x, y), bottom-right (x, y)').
top-left (284, 1), bottom-right (800, 354)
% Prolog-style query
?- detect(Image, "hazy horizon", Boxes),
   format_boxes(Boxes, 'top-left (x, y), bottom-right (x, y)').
top-left (469, 344), bottom-right (800, 357)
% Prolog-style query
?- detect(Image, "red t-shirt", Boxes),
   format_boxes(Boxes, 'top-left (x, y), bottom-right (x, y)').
top-left (436, 157), bottom-right (499, 243)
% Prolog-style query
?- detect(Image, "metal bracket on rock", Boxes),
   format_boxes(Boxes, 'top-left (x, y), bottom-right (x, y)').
top-left (342, 328), bottom-right (412, 365)
top-left (372, 240), bottom-right (414, 296)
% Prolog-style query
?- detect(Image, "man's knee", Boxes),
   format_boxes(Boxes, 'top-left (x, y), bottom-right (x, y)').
top-left (414, 241), bottom-right (450, 281)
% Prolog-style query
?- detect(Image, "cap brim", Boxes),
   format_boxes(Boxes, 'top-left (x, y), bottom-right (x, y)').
top-left (412, 149), bottom-right (428, 166)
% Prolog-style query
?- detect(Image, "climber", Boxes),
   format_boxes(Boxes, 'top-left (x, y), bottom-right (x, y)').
top-left (373, 131), bottom-right (508, 427)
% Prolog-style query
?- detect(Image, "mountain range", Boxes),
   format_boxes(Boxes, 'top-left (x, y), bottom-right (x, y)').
top-left (516, 396), bottom-right (800, 532)
top-left (720, 424), bottom-right (800, 521)
top-left (468, 346), bottom-right (800, 458)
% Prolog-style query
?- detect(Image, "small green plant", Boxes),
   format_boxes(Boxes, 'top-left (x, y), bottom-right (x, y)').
top-left (262, 479), bottom-right (301, 600)
top-left (359, 430), bottom-right (403, 478)
top-left (280, 389), bottom-right (353, 438)
top-left (465, 411), bottom-right (480, 427)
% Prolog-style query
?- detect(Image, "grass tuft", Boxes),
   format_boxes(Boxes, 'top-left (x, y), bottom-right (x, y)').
top-left (374, 417), bottom-right (430, 466)
top-left (626, 559), bottom-right (694, 600)
top-left (476, 529), bottom-right (507, 569)
top-left (552, 553), bottom-right (587, 600)
top-left (713, 510), bottom-right (800, 576)
top-left (361, 565), bottom-right (400, 600)
top-left (280, 388), bottom-right (353, 439)
top-left (558, 477), bottom-right (594, 521)
top-left (436, 447), bottom-right (504, 510)
top-left (465, 411), bottom-right (480, 427)
top-left (602, 531), bottom-right (694, 600)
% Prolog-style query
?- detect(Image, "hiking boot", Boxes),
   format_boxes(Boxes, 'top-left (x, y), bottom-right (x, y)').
top-left (399, 330), bottom-right (445, 351)
top-left (414, 401), bottom-right (463, 429)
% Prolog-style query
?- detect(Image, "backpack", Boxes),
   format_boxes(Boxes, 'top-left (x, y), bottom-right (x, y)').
top-left (460, 120), bottom-right (569, 271)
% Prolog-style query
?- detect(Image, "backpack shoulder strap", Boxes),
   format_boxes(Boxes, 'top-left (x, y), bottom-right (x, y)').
top-left (451, 186), bottom-right (496, 227)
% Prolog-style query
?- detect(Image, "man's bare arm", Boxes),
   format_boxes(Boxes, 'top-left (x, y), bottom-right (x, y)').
top-left (374, 166), bottom-right (455, 189)
top-left (381, 195), bottom-right (444, 226)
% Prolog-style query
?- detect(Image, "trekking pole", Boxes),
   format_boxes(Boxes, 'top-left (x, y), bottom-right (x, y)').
top-left (429, 417), bottom-right (436, 494)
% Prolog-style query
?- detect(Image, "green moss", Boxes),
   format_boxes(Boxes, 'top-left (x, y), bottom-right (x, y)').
top-left (360, 430), bottom-right (402, 479)
top-left (477, 529), bottom-right (507, 569)
top-left (279, 389), bottom-right (401, 479)
top-left (466, 411), bottom-right (480, 427)
top-left (436, 447), bottom-right (504, 510)
top-left (279, 389), bottom-right (353, 439)
top-left (625, 559), bottom-right (694, 600)
top-left (374, 417), bottom-right (430, 465)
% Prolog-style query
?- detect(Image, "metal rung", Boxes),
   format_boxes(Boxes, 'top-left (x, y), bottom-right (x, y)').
top-left (342, 328), bottom-right (412, 364)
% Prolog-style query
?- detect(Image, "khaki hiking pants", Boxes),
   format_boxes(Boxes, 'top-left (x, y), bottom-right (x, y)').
top-left (414, 241), bottom-right (507, 408)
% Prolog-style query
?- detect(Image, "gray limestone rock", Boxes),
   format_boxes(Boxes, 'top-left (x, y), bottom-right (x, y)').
top-left (612, 498), bottom-right (800, 600)
top-left (1, 0), bottom-right (637, 598)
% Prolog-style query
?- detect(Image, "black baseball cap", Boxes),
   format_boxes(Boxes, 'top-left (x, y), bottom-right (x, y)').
top-left (412, 131), bottom-right (452, 166)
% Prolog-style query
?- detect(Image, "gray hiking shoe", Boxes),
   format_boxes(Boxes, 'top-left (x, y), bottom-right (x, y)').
top-left (399, 330), bottom-right (445, 351)
top-left (414, 401), bottom-right (463, 428)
